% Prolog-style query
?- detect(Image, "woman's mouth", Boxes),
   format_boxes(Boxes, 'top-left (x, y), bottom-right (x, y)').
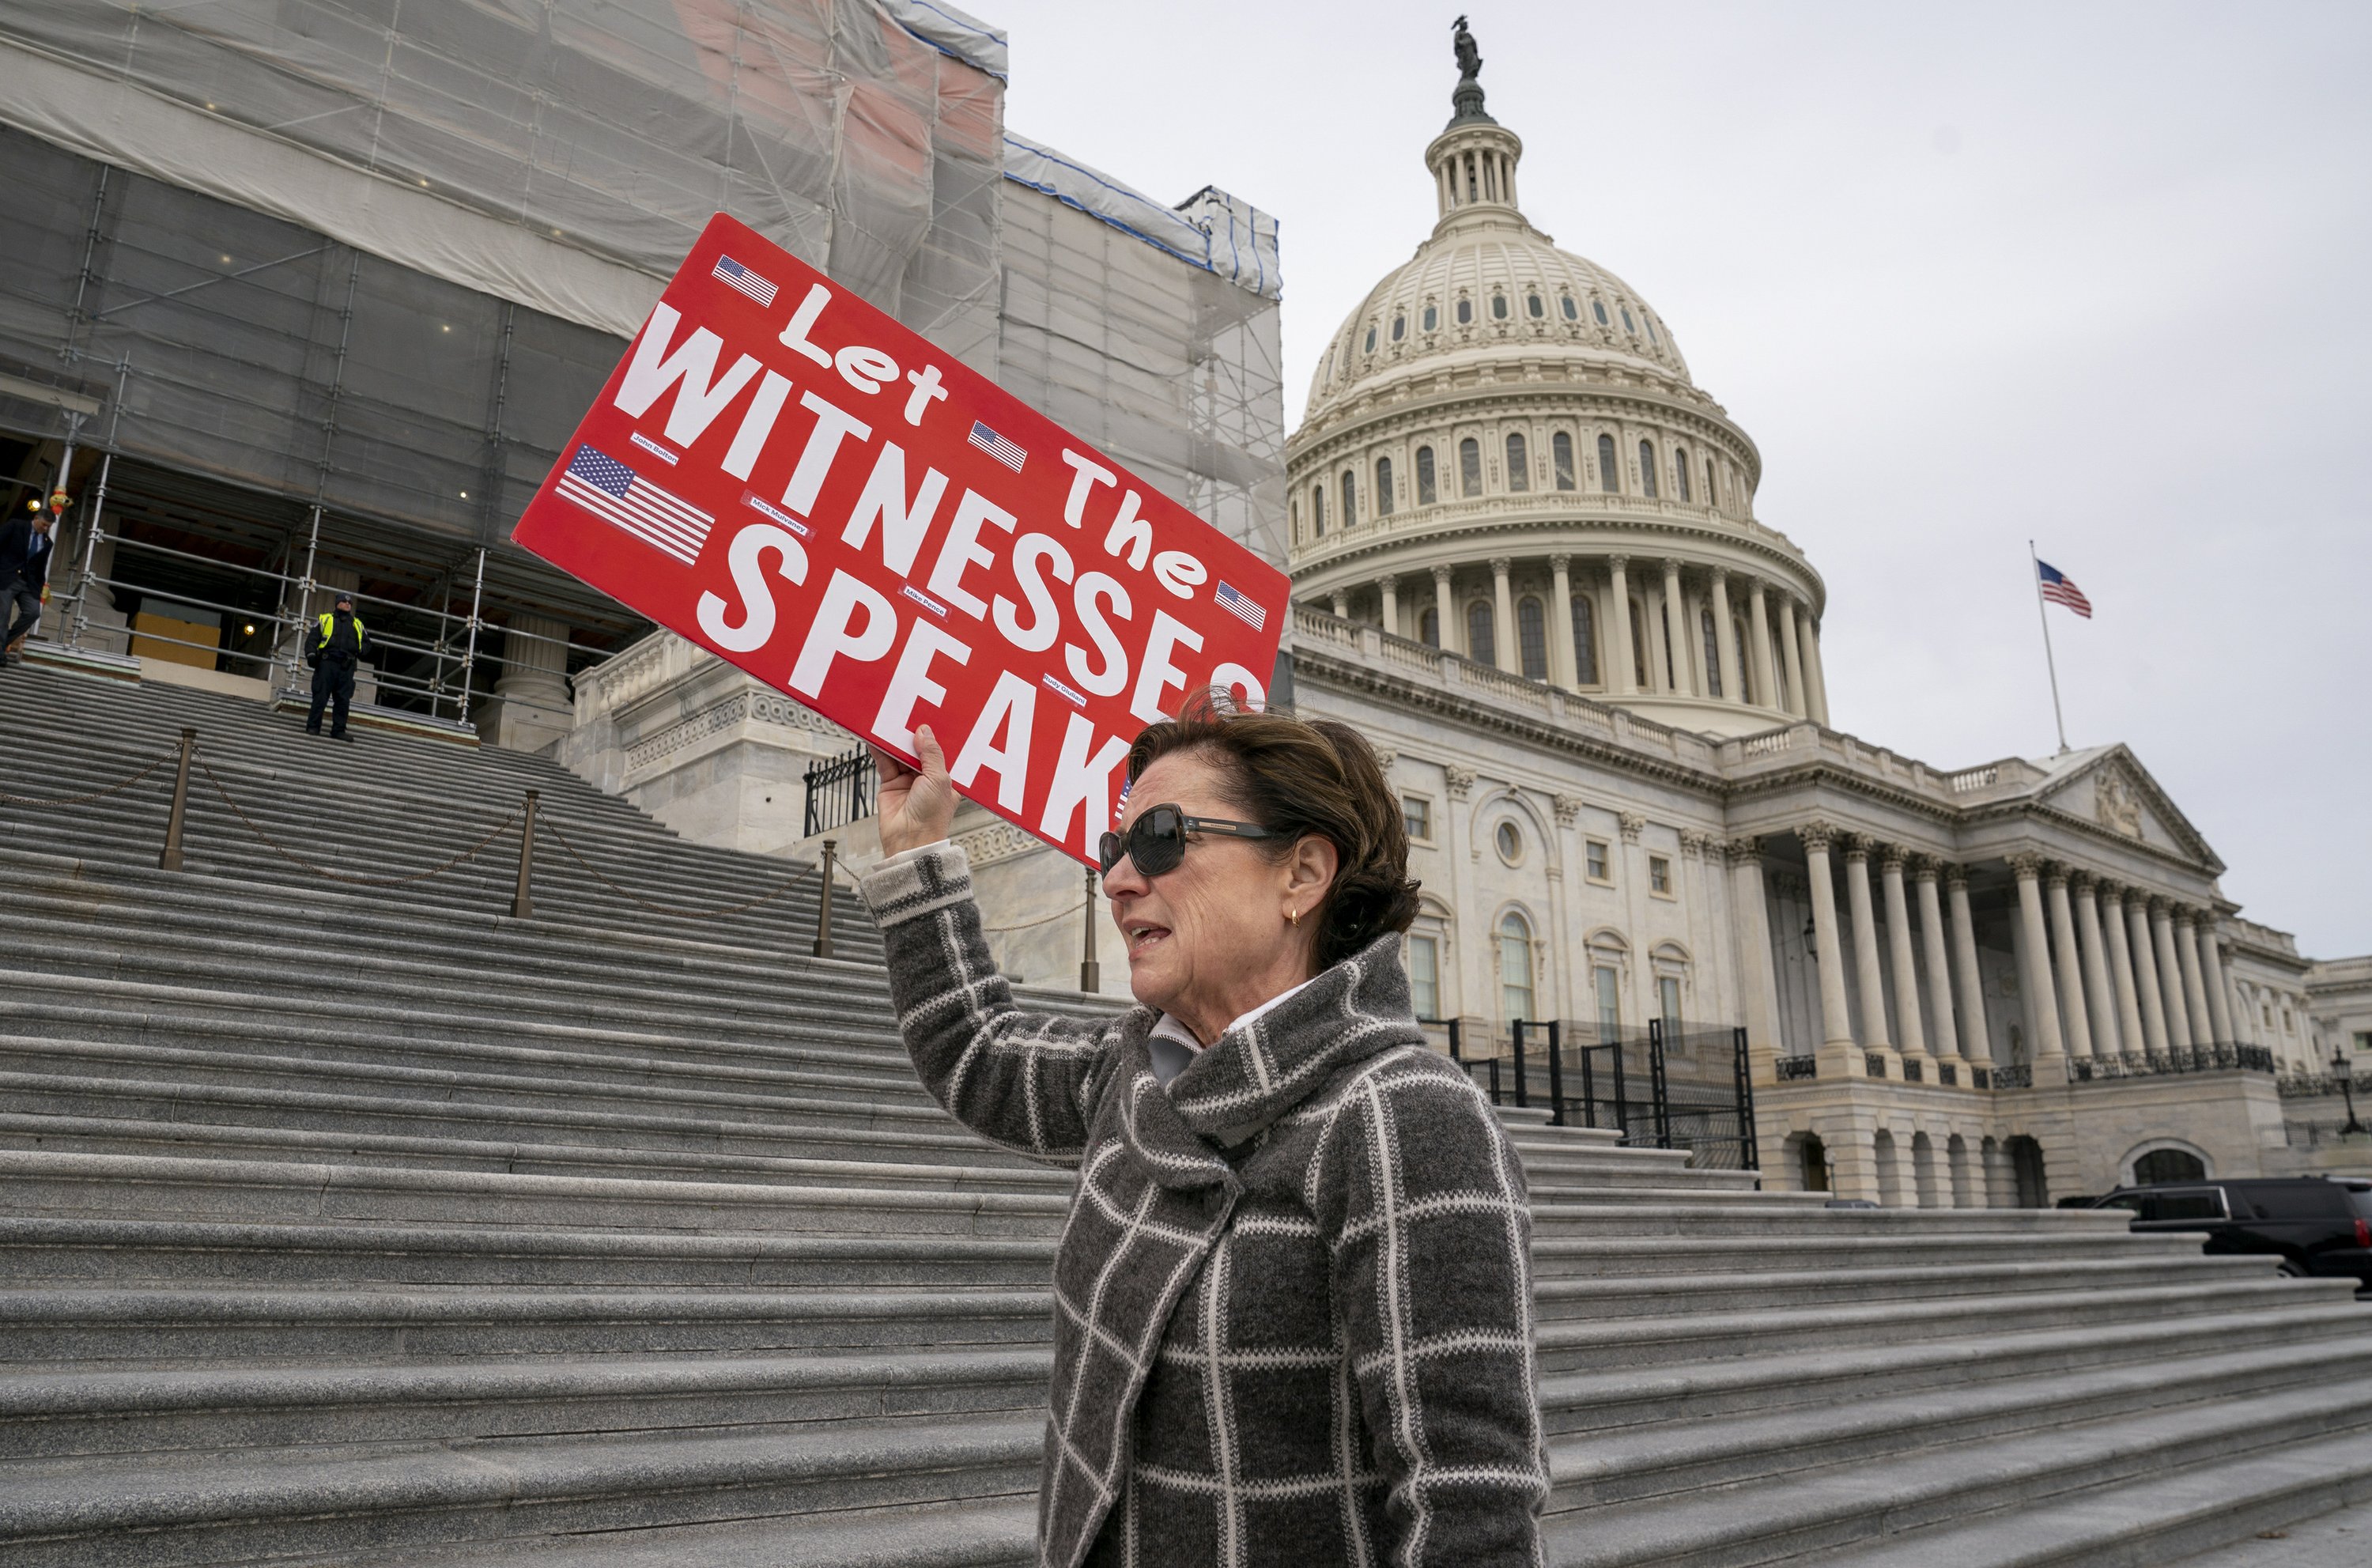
top-left (1124, 921), bottom-right (1171, 954)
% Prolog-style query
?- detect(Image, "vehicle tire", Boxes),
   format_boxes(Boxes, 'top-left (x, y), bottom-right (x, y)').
top-left (2276, 1260), bottom-right (2309, 1278)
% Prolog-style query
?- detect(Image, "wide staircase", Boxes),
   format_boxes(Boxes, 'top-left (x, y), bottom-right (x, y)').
top-left (0, 659), bottom-right (2367, 1566)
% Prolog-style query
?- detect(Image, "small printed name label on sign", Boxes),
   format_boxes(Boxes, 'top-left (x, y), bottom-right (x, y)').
top-left (512, 213), bottom-right (1288, 865)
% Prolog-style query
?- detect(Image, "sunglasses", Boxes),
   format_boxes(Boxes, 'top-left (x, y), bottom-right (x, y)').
top-left (1097, 803), bottom-right (1282, 878)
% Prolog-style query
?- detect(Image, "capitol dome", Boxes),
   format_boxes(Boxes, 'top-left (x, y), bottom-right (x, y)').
top-left (1286, 38), bottom-right (1832, 739)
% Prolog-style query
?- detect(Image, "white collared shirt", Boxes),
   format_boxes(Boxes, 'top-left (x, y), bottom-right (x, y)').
top-left (1147, 976), bottom-right (1316, 1085)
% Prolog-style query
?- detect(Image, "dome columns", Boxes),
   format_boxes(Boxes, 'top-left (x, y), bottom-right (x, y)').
top-left (1488, 557), bottom-right (1517, 674)
top-left (1548, 555), bottom-right (1577, 689)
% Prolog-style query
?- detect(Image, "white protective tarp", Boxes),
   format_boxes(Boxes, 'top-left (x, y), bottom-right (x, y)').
top-left (1003, 133), bottom-right (1282, 303)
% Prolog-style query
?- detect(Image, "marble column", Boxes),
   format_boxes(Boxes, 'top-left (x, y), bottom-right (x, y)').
top-left (1746, 580), bottom-right (1776, 712)
top-left (1913, 861), bottom-right (1962, 1064)
top-left (1489, 557), bottom-right (1516, 674)
top-left (1547, 556), bottom-right (1576, 688)
top-left (1945, 866), bottom-right (1992, 1064)
top-left (1660, 559), bottom-right (1693, 697)
top-left (2174, 911), bottom-right (2216, 1048)
top-left (1330, 590), bottom-right (1350, 619)
top-left (1777, 596), bottom-right (1807, 719)
top-left (1431, 566), bottom-right (1455, 652)
top-left (1843, 837), bottom-right (1895, 1075)
top-left (2070, 874), bottom-right (2121, 1060)
top-left (1801, 616), bottom-right (1832, 727)
top-left (2151, 899), bottom-right (2194, 1052)
top-left (1379, 576), bottom-right (1400, 640)
top-left (2043, 867), bottom-right (2094, 1059)
top-left (2127, 894), bottom-right (2173, 1054)
top-left (1879, 848), bottom-right (1932, 1075)
top-left (2100, 882), bottom-right (2147, 1063)
top-left (2009, 855), bottom-right (2068, 1076)
top-left (489, 611), bottom-right (572, 751)
top-left (2202, 928), bottom-right (2238, 1048)
top-left (1728, 838), bottom-right (1784, 1079)
top-left (1799, 825), bottom-right (1860, 1075)
top-left (1709, 568), bottom-right (1743, 705)
top-left (1607, 556), bottom-right (1637, 696)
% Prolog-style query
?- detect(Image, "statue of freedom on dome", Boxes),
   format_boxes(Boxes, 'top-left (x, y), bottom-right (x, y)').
top-left (1452, 15), bottom-right (1482, 81)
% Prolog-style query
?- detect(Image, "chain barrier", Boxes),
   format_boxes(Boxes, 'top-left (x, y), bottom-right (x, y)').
top-left (0, 750), bottom-right (173, 807)
top-left (981, 895), bottom-right (1093, 935)
top-left (195, 758), bottom-right (522, 887)
top-left (539, 817), bottom-right (821, 921)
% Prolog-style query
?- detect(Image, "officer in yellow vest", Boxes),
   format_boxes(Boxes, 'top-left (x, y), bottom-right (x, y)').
top-left (305, 591), bottom-right (370, 740)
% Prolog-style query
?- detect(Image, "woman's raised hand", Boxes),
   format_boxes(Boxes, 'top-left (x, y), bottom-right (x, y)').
top-left (873, 725), bottom-right (959, 856)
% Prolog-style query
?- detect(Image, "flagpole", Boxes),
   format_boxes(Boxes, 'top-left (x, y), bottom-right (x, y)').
top-left (2030, 539), bottom-right (2069, 756)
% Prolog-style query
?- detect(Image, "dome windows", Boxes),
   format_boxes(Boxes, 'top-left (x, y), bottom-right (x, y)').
top-left (1422, 303), bottom-right (1438, 332)
top-left (1363, 325), bottom-right (1377, 353)
top-left (1620, 304), bottom-right (1637, 333)
top-left (1391, 312), bottom-right (1406, 342)
top-left (1456, 297), bottom-right (1474, 326)
top-left (1467, 599), bottom-right (1496, 665)
top-left (1517, 596), bottom-right (1548, 680)
top-left (1310, 482), bottom-right (1326, 535)
top-left (1375, 456), bottom-right (1395, 517)
top-left (1560, 294), bottom-right (1578, 321)
top-left (1552, 432), bottom-right (1577, 491)
top-left (1458, 437), bottom-right (1482, 498)
top-left (1596, 433), bottom-right (1618, 493)
top-left (1415, 444), bottom-right (1438, 504)
top-left (1638, 439), bottom-right (1658, 498)
top-left (1674, 444), bottom-right (1691, 502)
top-left (1572, 594), bottom-right (1599, 686)
top-left (1645, 315), bottom-right (1660, 346)
top-left (1505, 433), bottom-right (1530, 493)
top-left (1526, 292), bottom-right (1543, 319)
top-left (1341, 470), bottom-right (1358, 526)
top-left (1490, 293), bottom-right (1509, 320)
top-left (1592, 300), bottom-right (1609, 326)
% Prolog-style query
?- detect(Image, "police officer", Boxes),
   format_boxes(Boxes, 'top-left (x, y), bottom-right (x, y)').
top-left (305, 590), bottom-right (370, 740)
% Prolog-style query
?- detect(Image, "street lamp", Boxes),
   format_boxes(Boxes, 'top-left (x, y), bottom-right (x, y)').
top-left (2335, 1049), bottom-right (2365, 1137)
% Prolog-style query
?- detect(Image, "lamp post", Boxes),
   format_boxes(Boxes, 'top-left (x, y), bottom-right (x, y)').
top-left (2335, 1050), bottom-right (2365, 1137)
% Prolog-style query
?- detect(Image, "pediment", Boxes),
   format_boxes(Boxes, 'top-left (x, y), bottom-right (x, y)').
top-left (2034, 748), bottom-right (2220, 871)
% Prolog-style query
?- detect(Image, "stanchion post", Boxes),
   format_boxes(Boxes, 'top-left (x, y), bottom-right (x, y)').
top-left (1545, 1019), bottom-right (1566, 1128)
top-left (1079, 867), bottom-right (1100, 992)
top-left (812, 840), bottom-right (837, 958)
top-left (157, 727), bottom-right (195, 871)
top-left (511, 789), bottom-right (538, 918)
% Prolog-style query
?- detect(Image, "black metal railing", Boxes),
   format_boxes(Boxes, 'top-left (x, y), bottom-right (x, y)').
top-left (1775, 1055), bottom-right (1817, 1082)
top-left (803, 746), bottom-right (874, 837)
top-left (1467, 1019), bottom-right (1758, 1171)
top-left (1970, 1065), bottom-right (1992, 1090)
top-left (2068, 1045), bottom-right (2276, 1082)
top-left (1937, 1061), bottom-right (1958, 1087)
top-left (1901, 1057), bottom-right (1924, 1083)
top-left (1864, 1051), bottom-right (1888, 1079)
top-left (1992, 1063), bottom-right (2032, 1089)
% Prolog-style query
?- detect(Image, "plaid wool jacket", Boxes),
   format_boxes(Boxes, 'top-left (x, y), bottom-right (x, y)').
top-left (860, 843), bottom-right (1548, 1568)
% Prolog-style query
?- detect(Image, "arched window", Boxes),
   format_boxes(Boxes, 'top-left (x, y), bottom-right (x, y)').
top-left (1552, 431), bottom-right (1577, 490)
top-left (2135, 1148), bottom-right (2208, 1185)
top-left (1505, 432), bottom-right (1529, 493)
top-left (1419, 606), bottom-right (1439, 648)
top-left (1340, 470), bottom-right (1357, 527)
top-left (1466, 599), bottom-right (1495, 665)
top-left (1526, 293), bottom-right (1543, 318)
top-left (1769, 630), bottom-right (1790, 708)
top-left (1490, 293), bottom-right (1509, 319)
top-left (1422, 304), bottom-right (1438, 331)
top-left (1363, 325), bottom-right (1376, 353)
top-left (1374, 456), bottom-right (1395, 516)
top-left (1459, 437), bottom-right (1482, 498)
top-left (1645, 315), bottom-right (1660, 346)
top-left (1705, 457), bottom-right (1718, 508)
top-left (1732, 614), bottom-right (1754, 702)
top-left (1674, 445), bottom-right (1691, 502)
top-left (1289, 493), bottom-right (1299, 541)
top-left (1638, 440), bottom-right (1658, 498)
top-left (1620, 305), bottom-right (1636, 333)
top-left (1630, 599), bottom-right (1652, 690)
top-left (1310, 484), bottom-right (1324, 536)
top-left (1456, 297), bottom-right (1473, 325)
top-left (1700, 608), bottom-right (1723, 698)
top-left (1596, 433), bottom-right (1618, 493)
top-left (1571, 594), bottom-right (1598, 685)
top-left (1560, 294), bottom-right (1578, 320)
top-left (1498, 911), bottom-right (1535, 1024)
top-left (1592, 300), bottom-right (1609, 326)
top-left (1391, 313), bottom-right (1405, 342)
top-left (1517, 595), bottom-right (1547, 679)
top-left (1415, 445), bottom-right (1437, 504)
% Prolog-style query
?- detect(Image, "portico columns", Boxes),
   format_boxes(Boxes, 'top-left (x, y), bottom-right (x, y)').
top-left (1945, 866), bottom-right (1992, 1064)
top-left (1798, 824), bottom-right (1860, 1075)
top-left (2151, 899), bottom-right (2193, 1052)
top-left (1660, 559), bottom-right (1693, 697)
top-left (1777, 597), bottom-right (1807, 719)
top-left (2202, 928), bottom-right (2238, 1047)
top-left (1431, 566), bottom-right (1455, 652)
top-left (1547, 556), bottom-right (1576, 688)
top-left (1801, 616), bottom-right (1832, 727)
top-left (2043, 867), bottom-right (2094, 1059)
top-left (2009, 855), bottom-right (2068, 1079)
top-left (1331, 590), bottom-right (1350, 619)
top-left (2174, 911), bottom-right (2216, 1048)
top-left (1727, 838), bottom-right (1784, 1079)
top-left (1709, 568), bottom-right (1743, 704)
top-left (2100, 882), bottom-right (2147, 1062)
top-left (1912, 861), bottom-right (1962, 1064)
top-left (1607, 556), bottom-right (1637, 696)
top-left (1379, 576), bottom-right (1400, 640)
top-left (2070, 873), bottom-right (2121, 1060)
top-left (1489, 557), bottom-right (1516, 674)
top-left (1879, 848), bottom-right (1932, 1075)
top-left (2127, 894), bottom-right (2173, 1054)
top-left (1843, 837), bottom-right (1896, 1075)
top-left (1746, 580), bottom-right (1776, 712)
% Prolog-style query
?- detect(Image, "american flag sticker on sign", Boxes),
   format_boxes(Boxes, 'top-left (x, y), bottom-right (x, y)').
top-left (557, 447), bottom-right (715, 566)
top-left (968, 420), bottom-right (1026, 471)
top-left (711, 255), bottom-right (779, 308)
top-left (1214, 580), bottom-right (1267, 632)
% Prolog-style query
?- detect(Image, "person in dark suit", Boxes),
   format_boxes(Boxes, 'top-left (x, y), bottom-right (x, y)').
top-left (304, 591), bottom-right (371, 740)
top-left (0, 501), bottom-right (58, 666)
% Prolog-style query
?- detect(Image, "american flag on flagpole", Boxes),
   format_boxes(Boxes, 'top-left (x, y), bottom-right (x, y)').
top-left (556, 446), bottom-right (715, 566)
top-left (2036, 559), bottom-right (2093, 619)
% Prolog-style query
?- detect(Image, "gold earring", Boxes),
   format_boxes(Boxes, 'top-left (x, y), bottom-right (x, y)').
top-left (1286, 906), bottom-right (1300, 927)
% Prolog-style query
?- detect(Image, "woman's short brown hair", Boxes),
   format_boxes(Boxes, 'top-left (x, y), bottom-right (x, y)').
top-left (1125, 692), bottom-right (1420, 972)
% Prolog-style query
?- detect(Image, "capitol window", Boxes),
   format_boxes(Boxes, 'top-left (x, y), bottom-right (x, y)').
top-left (1527, 292), bottom-right (1544, 318)
top-left (1419, 606), bottom-right (1440, 647)
top-left (1375, 456), bottom-right (1395, 516)
top-left (1491, 293), bottom-right (1508, 319)
top-left (1340, 470), bottom-right (1357, 526)
top-left (1621, 305), bottom-right (1636, 332)
top-left (1456, 297), bottom-right (1473, 325)
top-left (1392, 312), bottom-right (1406, 342)
top-left (1422, 303), bottom-right (1438, 331)
top-left (1644, 315), bottom-right (1659, 346)
top-left (1592, 300), bottom-right (1609, 326)
top-left (1597, 433), bottom-right (1619, 493)
top-left (1495, 822), bottom-right (1524, 864)
top-left (1705, 457), bottom-right (1719, 508)
top-left (1572, 594), bottom-right (1599, 685)
top-left (1416, 444), bottom-right (1437, 504)
top-left (1638, 440), bottom-right (1658, 498)
top-left (1363, 325), bottom-right (1376, 352)
top-left (1498, 912), bottom-right (1535, 1024)
top-left (1560, 294), bottom-right (1578, 320)
top-left (1552, 432), bottom-right (1577, 490)
top-left (1701, 609), bottom-right (1723, 697)
top-left (1403, 794), bottom-right (1433, 841)
top-left (1649, 855), bottom-right (1673, 897)
top-left (1310, 483), bottom-right (1325, 535)
top-left (1674, 445), bottom-right (1691, 501)
top-left (1517, 595), bottom-right (1547, 680)
top-left (1585, 839), bottom-right (1612, 883)
top-left (1505, 432), bottom-right (1529, 493)
top-left (1466, 599), bottom-right (1495, 664)
top-left (1407, 933), bottom-right (1441, 1019)
top-left (1459, 436), bottom-right (1482, 497)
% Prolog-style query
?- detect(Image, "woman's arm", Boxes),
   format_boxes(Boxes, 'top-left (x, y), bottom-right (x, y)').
top-left (857, 727), bottom-right (1118, 1167)
top-left (1312, 1053), bottom-right (1549, 1567)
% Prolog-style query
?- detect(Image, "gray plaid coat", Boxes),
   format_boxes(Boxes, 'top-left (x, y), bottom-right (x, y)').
top-left (860, 843), bottom-right (1547, 1568)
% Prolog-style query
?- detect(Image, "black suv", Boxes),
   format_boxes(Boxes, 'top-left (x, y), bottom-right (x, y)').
top-left (2088, 1177), bottom-right (2372, 1287)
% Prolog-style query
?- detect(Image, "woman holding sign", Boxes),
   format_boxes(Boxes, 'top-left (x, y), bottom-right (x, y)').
top-left (863, 697), bottom-right (1547, 1567)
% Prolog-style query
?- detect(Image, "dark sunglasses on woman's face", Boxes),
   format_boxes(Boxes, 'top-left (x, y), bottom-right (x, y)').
top-left (1097, 803), bottom-right (1282, 878)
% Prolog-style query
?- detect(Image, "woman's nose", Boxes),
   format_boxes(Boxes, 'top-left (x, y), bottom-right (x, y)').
top-left (1101, 853), bottom-right (1148, 898)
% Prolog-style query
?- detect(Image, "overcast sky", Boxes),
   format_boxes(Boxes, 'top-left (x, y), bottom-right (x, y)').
top-left (984, 0), bottom-right (2371, 960)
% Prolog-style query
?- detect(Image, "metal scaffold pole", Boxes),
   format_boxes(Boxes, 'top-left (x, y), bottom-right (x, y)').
top-left (455, 547), bottom-right (486, 724)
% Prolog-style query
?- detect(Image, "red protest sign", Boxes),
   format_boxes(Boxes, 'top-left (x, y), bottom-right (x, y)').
top-left (512, 213), bottom-right (1288, 866)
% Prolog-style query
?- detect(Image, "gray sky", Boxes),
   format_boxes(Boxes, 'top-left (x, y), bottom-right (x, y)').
top-left (985, 0), bottom-right (2372, 960)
